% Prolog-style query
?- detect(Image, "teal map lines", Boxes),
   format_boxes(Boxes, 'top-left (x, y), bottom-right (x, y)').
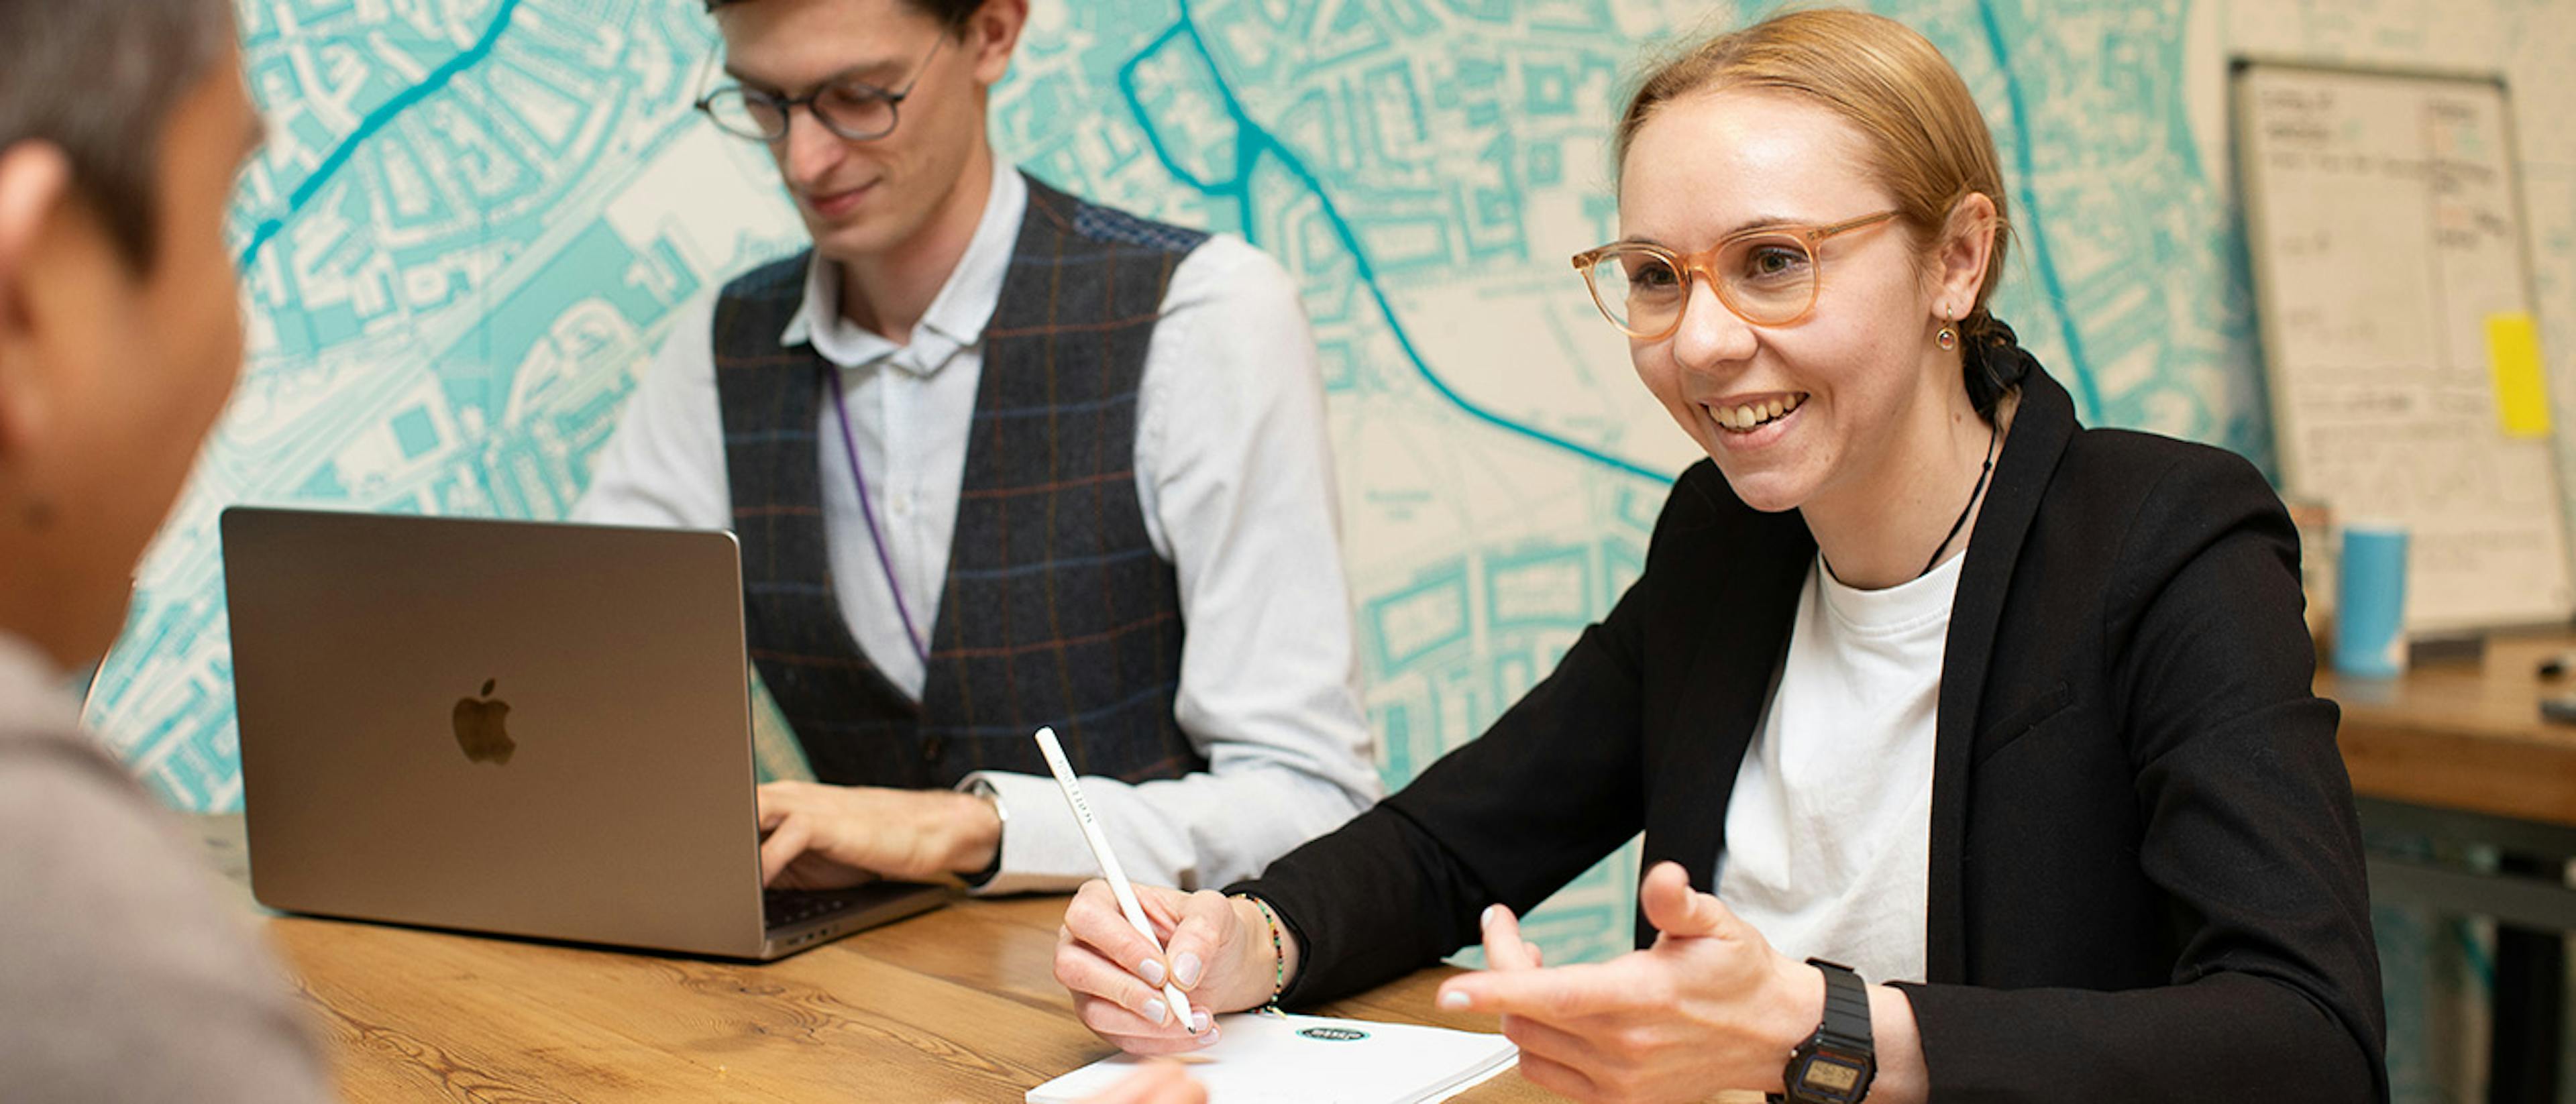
top-left (89, 0), bottom-right (808, 808)
top-left (1908, 0), bottom-right (2271, 461)
top-left (1114, 5), bottom-right (1672, 482)
top-left (87, 0), bottom-right (2576, 986)
top-left (1047, 1), bottom-right (1704, 959)
top-left (233, 0), bottom-right (528, 269)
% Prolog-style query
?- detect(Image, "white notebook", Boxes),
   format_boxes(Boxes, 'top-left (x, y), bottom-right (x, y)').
top-left (1028, 1011), bottom-right (1518, 1104)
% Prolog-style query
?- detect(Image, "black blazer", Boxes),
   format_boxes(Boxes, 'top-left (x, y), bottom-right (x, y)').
top-left (1234, 361), bottom-right (2387, 1102)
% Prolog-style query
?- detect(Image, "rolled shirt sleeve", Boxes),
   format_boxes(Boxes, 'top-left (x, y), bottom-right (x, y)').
top-left (959, 235), bottom-right (1381, 894)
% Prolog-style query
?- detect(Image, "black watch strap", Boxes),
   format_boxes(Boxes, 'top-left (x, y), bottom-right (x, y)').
top-left (1772, 958), bottom-right (1875, 1104)
top-left (960, 778), bottom-right (1006, 888)
top-left (1811, 958), bottom-right (1871, 1052)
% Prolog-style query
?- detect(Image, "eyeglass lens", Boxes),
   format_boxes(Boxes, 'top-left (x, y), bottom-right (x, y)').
top-left (704, 79), bottom-right (900, 142)
top-left (1585, 234), bottom-right (1819, 335)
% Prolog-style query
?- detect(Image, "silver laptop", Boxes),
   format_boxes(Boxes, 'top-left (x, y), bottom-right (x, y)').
top-left (222, 506), bottom-right (948, 959)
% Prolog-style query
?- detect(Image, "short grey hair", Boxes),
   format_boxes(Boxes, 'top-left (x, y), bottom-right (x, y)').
top-left (0, 0), bottom-right (237, 269)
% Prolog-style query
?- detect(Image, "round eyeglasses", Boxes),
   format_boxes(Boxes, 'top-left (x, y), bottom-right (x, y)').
top-left (1570, 211), bottom-right (1900, 338)
top-left (694, 36), bottom-right (945, 144)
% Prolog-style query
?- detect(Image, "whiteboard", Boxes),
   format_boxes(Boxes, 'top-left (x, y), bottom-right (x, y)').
top-left (2234, 60), bottom-right (2573, 634)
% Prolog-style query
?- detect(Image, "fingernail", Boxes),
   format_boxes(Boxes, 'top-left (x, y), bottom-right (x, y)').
top-left (1440, 990), bottom-right (1471, 1011)
top-left (1191, 1009), bottom-right (1214, 1034)
top-left (1173, 952), bottom-right (1203, 989)
top-left (1142, 998), bottom-right (1169, 1026)
top-left (1138, 958), bottom-right (1167, 987)
top-left (1481, 904), bottom-right (1500, 927)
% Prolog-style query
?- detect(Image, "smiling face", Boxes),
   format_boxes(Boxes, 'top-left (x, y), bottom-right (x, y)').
top-left (1617, 89), bottom-right (1962, 516)
top-left (713, 0), bottom-right (1012, 266)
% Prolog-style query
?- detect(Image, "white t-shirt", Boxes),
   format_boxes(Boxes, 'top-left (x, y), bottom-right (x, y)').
top-left (1714, 551), bottom-right (1962, 985)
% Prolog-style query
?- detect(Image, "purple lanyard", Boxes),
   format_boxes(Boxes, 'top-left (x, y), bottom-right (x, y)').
top-left (824, 366), bottom-right (931, 665)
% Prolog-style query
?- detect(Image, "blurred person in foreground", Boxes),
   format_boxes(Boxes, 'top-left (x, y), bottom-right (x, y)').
top-left (0, 2), bottom-right (1195, 1101)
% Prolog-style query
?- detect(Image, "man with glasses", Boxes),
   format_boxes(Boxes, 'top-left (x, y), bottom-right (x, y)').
top-left (577, 0), bottom-right (1379, 900)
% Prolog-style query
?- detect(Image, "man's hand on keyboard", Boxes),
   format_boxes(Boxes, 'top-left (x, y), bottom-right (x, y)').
top-left (755, 781), bottom-right (1002, 886)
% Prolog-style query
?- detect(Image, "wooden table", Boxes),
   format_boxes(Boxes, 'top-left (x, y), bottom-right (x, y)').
top-left (189, 813), bottom-right (1773, 1104)
top-left (200, 628), bottom-right (2576, 1104)
top-left (240, 895), bottom-right (1567, 1103)
top-left (191, 807), bottom-right (1595, 1104)
top-left (188, 814), bottom-right (1565, 1102)
top-left (2318, 632), bottom-right (2576, 1103)
top-left (2315, 632), bottom-right (2576, 942)
top-left (2324, 632), bottom-right (2576, 830)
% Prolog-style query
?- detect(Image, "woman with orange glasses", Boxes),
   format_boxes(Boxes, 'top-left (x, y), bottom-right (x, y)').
top-left (1053, 9), bottom-right (2383, 1102)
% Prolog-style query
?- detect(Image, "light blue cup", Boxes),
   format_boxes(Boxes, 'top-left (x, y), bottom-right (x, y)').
top-left (2334, 525), bottom-right (2410, 679)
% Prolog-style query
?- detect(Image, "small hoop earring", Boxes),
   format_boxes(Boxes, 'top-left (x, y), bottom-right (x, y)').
top-left (1937, 321), bottom-right (1959, 351)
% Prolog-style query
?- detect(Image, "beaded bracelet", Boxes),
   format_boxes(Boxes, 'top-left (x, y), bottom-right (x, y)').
top-left (1234, 893), bottom-right (1287, 1009)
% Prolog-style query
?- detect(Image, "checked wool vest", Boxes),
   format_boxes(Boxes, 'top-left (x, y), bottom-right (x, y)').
top-left (712, 174), bottom-right (1210, 789)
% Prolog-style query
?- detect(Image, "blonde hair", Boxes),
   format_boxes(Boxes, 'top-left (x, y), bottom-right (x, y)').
top-left (1615, 9), bottom-right (2013, 356)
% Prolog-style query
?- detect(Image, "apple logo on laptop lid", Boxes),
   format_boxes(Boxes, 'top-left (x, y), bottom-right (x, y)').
top-left (451, 679), bottom-right (517, 765)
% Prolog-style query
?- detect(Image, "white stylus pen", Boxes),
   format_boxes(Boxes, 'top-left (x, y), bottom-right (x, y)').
top-left (1034, 726), bottom-right (1204, 1035)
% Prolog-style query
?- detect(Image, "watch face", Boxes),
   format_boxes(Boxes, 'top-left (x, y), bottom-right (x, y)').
top-left (1796, 1054), bottom-right (1866, 1101)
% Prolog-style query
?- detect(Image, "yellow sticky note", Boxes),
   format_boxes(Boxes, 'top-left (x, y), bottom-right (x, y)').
top-left (2487, 312), bottom-right (2551, 438)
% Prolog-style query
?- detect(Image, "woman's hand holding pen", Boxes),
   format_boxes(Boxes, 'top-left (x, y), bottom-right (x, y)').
top-left (1055, 881), bottom-right (1289, 1054)
top-left (1434, 862), bottom-right (1825, 1103)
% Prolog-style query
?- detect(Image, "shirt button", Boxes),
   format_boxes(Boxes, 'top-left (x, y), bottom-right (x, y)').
top-left (890, 493), bottom-right (913, 518)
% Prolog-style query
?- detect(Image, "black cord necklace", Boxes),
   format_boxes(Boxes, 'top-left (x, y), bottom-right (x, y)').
top-left (1917, 414), bottom-right (2002, 579)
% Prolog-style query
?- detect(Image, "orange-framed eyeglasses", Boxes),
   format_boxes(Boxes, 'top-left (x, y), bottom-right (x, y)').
top-left (1570, 210), bottom-right (1901, 339)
